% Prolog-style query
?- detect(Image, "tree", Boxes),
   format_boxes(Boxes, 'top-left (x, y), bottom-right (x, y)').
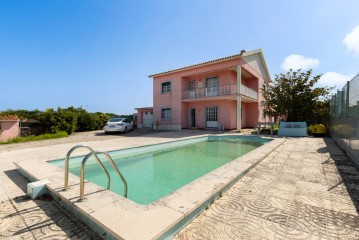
top-left (38, 108), bottom-right (78, 134)
top-left (262, 69), bottom-right (332, 125)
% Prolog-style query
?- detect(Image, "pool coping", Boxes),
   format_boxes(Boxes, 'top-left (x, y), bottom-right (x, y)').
top-left (15, 135), bottom-right (285, 240)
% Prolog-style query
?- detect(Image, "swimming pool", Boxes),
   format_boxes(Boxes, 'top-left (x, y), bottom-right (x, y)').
top-left (49, 135), bottom-right (271, 205)
top-left (16, 134), bottom-right (284, 239)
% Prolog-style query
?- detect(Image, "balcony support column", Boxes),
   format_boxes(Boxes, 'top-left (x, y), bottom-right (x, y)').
top-left (236, 65), bottom-right (242, 130)
top-left (236, 65), bottom-right (241, 93)
top-left (236, 96), bottom-right (242, 130)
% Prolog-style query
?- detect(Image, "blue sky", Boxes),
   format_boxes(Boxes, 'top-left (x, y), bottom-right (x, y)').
top-left (1, 0), bottom-right (359, 114)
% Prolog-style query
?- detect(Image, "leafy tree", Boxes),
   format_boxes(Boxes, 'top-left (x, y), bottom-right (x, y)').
top-left (38, 108), bottom-right (78, 134)
top-left (1, 107), bottom-right (124, 134)
top-left (311, 99), bottom-right (329, 124)
top-left (95, 112), bottom-right (111, 127)
top-left (76, 109), bottom-right (105, 131)
top-left (262, 69), bottom-right (332, 125)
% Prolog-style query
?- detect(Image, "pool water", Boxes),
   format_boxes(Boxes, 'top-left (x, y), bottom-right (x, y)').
top-left (50, 136), bottom-right (270, 205)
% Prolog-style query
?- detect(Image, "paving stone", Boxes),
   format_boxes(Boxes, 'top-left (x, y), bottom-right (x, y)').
top-left (2, 134), bottom-right (359, 239)
top-left (175, 137), bottom-right (359, 239)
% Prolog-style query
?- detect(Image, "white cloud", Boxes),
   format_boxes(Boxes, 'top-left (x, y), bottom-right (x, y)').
top-left (317, 72), bottom-right (354, 91)
top-left (281, 54), bottom-right (320, 70)
top-left (343, 26), bottom-right (359, 56)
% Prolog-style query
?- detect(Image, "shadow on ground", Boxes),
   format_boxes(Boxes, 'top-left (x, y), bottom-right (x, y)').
top-left (322, 137), bottom-right (359, 214)
top-left (1, 170), bottom-right (100, 239)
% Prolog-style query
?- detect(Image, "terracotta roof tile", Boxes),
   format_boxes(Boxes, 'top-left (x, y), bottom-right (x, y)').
top-left (148, 51), bottom-right (248, 78)
top-left (0, 115), bottom-right (20, 120)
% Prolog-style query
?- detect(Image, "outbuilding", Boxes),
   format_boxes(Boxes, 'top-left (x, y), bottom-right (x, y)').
top-left (0, 115), bottom-right (20, 142)
top-left (135, 107), bottom-right (153, 128)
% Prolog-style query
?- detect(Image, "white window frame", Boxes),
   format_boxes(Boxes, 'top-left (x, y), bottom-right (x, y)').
top-left (161, 81), bottom-right (171, 94)
top-left (205, 76), bottom-right (219, 96)
top-left (206, 106), bottom-right (218, 122)
top-left (189, 80), bottom-right (196, 91)
top-left (161, 108), bottom-right (171, 120)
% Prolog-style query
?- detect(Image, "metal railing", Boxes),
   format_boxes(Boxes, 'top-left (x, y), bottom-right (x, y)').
top-left (329, 73), bottom-right (359, 165)
top-left (64, 145), bottom-right (96, 190)
top-left (182, 83), bottom-right (258, 100)
top-left (80, 151), bottom-right (127, 201)
top-left (240, 84), bottom-right (258, 99)
top-left (64, 145), bottom-right (128, 201)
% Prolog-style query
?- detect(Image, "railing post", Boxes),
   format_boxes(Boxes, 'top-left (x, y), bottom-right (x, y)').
top-left (64, 145), bottom-right (94, 191)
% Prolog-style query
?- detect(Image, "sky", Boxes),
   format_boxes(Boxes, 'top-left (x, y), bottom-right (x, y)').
top-left (1, 0), bottom-right (359, 114)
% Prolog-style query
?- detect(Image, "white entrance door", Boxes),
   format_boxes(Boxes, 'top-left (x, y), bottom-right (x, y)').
top-left (206, 107), bottom-right (218, 128)
top-left (143, 112), bottom-right (153, 128)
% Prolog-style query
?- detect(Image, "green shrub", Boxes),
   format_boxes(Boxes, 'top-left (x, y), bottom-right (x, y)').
top-left (0, 131), bottom-right (68, 144)
top-left (1, 107), bottom-right (114, 135)
top-left (38, 108), bottom-right (77, 134)
top-left (76, 109), bottom-right (109, 131)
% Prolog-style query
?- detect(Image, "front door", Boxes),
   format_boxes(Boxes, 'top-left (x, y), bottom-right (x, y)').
top-left (206, 107), bottom-right (218, 128)
top-left (189, 108), bottom-right (196, 127)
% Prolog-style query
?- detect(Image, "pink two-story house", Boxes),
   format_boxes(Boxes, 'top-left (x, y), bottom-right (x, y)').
top-left (149, 49), bottom-right (271, 131)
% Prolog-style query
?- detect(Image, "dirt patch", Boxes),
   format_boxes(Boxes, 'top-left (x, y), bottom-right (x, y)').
top-left (0, 129), bottom-right (158, 151)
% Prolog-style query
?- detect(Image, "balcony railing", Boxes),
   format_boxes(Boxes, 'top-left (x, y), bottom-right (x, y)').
top-left (182, 83), bottom-right (258, 100)
top-left (240, 84), bottom-right (258, 99)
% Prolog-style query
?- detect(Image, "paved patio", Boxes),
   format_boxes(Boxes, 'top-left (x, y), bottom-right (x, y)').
top-left (174, 137), bottom-right (359, 239)
top-left (1, 132), bottom-right (359, 239)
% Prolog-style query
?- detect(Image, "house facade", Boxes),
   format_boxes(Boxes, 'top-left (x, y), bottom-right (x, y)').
top-left (149, 49), bottom-right (271, 131)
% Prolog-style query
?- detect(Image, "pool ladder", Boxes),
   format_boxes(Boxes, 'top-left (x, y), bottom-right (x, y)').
top-left (64, 145), bottom-right (128, 201)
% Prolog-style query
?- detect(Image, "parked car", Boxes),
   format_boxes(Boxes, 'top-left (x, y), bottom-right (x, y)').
top-left (104, 118), bottom-right (133, 134)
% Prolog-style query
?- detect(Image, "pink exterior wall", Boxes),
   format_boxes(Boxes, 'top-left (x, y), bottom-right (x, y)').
top-left (153, 59), bottom-right (243, 129)
top-left (241, 102), bottom-right (248, 127)
top-left (136, 108), bottom-right (153, 128)
top-left (152, 53), bottom-right (270, 130)
top-left (153, 75), bottom-right (183, 128)
top-left (136, 109), bottom-right (152, 125)
top-left (137, 111), bottom-right (143, 125)
top-left (181, 100), bottom-right (237, 129)
top-left (240, 61), bottom-right (268, 125)
top-left (246, 103), bottom-right (260, 128)
top-left (181, 70), bottom-right (236, 90)
top-left (241, 77), bottom-right (258, 91)
top-left (0, 120), bottom-right (20, 142)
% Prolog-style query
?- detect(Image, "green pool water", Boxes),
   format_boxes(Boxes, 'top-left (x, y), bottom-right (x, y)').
top-left (49, 136), bottom-right (270, 205)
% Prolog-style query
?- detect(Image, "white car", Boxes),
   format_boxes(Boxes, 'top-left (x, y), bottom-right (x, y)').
top-left (104, 118), bottom-right (133, 134)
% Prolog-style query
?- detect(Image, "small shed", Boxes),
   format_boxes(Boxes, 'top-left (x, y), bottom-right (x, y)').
top-left (0, 115), bottom-right (20, 142)
top-left (135, 107), bottom-right (153, 128)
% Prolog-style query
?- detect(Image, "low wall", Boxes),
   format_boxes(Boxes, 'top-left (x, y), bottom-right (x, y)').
top-left (0, 119), bottom-right (20, 142)
top-left (278, 122), bottom-right (308, 137)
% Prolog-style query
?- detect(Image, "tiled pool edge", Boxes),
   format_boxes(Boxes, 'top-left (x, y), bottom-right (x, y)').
top-left (158, 137), bottom-right (285, 239)
top-left (15, 167), bottom-right (117, 240)
top-left (15, 136), bottom-right (285, 240)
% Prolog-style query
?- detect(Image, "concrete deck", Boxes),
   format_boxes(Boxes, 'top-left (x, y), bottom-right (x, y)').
top-left (174, 137), bottom-right (359, 239)
top-left (1, 131), bottom-right (359, 239)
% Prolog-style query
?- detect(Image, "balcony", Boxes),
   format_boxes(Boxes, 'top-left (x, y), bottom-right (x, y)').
top-left (240, 84), bottom-right (258, 99)
top-left (182, 83), bottom-right (258, 100)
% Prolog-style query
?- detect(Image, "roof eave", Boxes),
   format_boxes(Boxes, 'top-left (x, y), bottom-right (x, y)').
top-left (148, 49), bottom-right (271, 81)
top-left (148, 52), bottom-right (248, 78)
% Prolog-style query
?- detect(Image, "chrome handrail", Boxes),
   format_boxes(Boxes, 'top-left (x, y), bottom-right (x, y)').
top-left (64, 145), bottom-right (95, 190)
top-left (80, 151), bottom-right (128, 201)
